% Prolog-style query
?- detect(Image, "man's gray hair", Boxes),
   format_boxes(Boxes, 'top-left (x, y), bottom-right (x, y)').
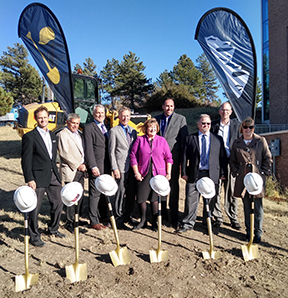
top-left (93, 104), bottom-right (105, 112)
top-left (197, 114), bottom-right (211, 122)
top-left (67, 113), bottom-right (80, 122)
top-left (118, 106), bottom-right (131, 116)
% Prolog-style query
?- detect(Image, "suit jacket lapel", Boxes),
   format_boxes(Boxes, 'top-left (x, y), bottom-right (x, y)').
top-left (94, 122), bottom-right (105, 141)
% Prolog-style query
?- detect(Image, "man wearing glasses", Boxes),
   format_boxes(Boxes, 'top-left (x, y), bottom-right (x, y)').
top-left (177, 114), bottom-right (227, 233)
top-left (211, 102), bottom-right (241, 230)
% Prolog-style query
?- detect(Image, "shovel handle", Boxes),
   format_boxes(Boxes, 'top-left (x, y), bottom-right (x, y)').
top-left (24, 213), bottom-right (30, 276)
top-left (74, 202), bottom-right (80, 262)
top-left (105, 196), bottom-right (121, 248)
top-left (248, 195), bottom-right (255, 246)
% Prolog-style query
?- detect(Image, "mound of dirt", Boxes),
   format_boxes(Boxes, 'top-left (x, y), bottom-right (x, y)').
top-left (0, 126), bottom-right (287, 298)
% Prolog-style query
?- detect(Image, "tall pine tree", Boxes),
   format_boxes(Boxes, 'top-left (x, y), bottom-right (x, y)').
top-left (0, 43), bottom-right (42, 104)
top-left (196, 53), bottom-right (220, 105)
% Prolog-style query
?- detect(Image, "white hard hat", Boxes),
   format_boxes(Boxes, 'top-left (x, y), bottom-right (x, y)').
top-left (61, 182), bottom-right (83, 207)
top-left (149, 175), bottom-right (171, 196)
top-left (196, 177), bottom-right (216, 199)
top-left (244, 173), bottom-right (263, 195)
top-left (95, 174), bottom-right (118, 196)
top-left (13, 186), bottom-right (37, 213)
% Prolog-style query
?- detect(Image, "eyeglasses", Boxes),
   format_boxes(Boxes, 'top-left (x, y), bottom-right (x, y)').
top-left (220, 109), bottom-right (231, 112)
top-left (243, 125), bottom-right (254, 129)
top-left (201, 122), bottom-right (211, 125)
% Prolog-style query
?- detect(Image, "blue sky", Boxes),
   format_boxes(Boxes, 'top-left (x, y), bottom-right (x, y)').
top-left (0, 0), bottom-right (261, 102)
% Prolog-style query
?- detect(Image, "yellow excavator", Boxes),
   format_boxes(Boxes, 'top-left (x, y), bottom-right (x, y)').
top-left (15, 73), bottom-right (150, 137)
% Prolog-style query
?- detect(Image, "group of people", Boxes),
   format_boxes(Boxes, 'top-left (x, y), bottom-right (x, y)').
top-left (21, 99), bottom-right (272, 248)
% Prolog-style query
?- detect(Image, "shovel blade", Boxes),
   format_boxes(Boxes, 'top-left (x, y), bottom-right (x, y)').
top-left (149, 249), bottom-right (169, 263)
top-left (47, 68), bottom-right (60, 84)
top-left (65, 262), bottom-right (87, 283)
top-left (109, 246), bottom-right (130, 267)
top-left (241, 244), bottom-right (259, 262)
top-left (15, 272), bottom-right (39, 292)
top-left (202, 250), bottom-right (222, 260)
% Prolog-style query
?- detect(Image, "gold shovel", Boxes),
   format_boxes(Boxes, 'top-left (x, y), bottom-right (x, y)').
top-left (65, 202), bottom-right (87, 283)
top-left (106, 196), bottom-right (130, 267)
top-left (241, 196), bottom-right (259, 261)
top-left (15, 213), bottom-right (39, 292)
top-left (202, 198), bottom-right (221, 260)
top-left (149, 195), bottom-right (168, 263)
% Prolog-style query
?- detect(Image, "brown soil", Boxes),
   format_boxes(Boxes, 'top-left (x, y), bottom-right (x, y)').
top-left (0, 126), bottom-right (287, 298)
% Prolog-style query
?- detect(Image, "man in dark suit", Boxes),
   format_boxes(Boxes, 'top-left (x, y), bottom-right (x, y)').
top-left (177, 114), bottom-right (227, 233)
top-left (108, 106), bottom-right (137, 229)
top-left (155, 98), bottom-right (188, 229)
top-left (21, 106), bottom-right (66, 247)
top-left (84, 104), bottom-right (111, 230)
top-left (211, 102), bottom-right (241, 229)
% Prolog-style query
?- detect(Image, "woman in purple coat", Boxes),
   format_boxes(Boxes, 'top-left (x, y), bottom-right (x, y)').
top-left (130, 118), bottom-right (173, 230)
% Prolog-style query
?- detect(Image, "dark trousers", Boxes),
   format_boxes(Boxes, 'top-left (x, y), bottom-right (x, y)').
top-left (88, 170), bottom-right (102, 226)
top-left (65, 170), bottom-right (85, 226)
top-left (168, 158), bottom-right (180, 224)
top-left (29, 172), bottom-right (63, 242)
top-left (181, 171), bottom-right (218, 229)
top-left (115, 168), bottom-right (137, 222)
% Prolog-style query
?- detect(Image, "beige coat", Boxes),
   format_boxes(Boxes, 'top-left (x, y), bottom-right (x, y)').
top-left (230, 133), bottom-right (272, 198)
top-left (58, 127), bottom-right (85, 182)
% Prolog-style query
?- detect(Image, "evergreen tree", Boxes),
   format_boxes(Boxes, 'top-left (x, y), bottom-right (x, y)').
top-left (73, 58), bottom-right (97, 76)
top-left (256, 77), bottom-right (262, 107)
top-left (100, 58), bottom-right (120, 104)
top-left (171, 54), bottom-right (204, 103)
top-left (83, 57), bottom-right (97, 76)
top-left (156, 69), bottom-right (173, 88)
top-left (73, 63), bottom-right (83, 74)
top-left (0, 43), bottom-right (42, 104)
top-left (0, 86), bottom-right (13, 116)
top-left (196, 53), bottom-right (220, 104)
top-left (101, 52), bottom-right (154, 110)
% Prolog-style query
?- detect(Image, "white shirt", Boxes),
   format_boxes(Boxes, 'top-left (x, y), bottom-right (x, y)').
top-left (37, 126), bottom-right (52, 159)
top-left (218, 120), bottom-right (230, 157)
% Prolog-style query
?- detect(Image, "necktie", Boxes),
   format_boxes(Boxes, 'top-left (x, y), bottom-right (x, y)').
top-left (201, 134), bottom-right (207, 167)
top-left (163, 117), bottom-right (168, 137)
top-left (125, 127), bottom-right (131, 144)
top-left (101, 124), bottom-right (108, 139)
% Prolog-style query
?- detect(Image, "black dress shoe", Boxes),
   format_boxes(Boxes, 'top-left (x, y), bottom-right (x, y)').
top-left (213, 221), bottom-right (222, 228)
top-left (50, 231), bottom-right (67, 238)
top-left (79, 220), bottom-right (88, 226)
top-left (231, 222), bottom-right (241, 230)
top-left (117, 222), bottom-right (131, 230)
top-left (30, 239), bottom-right (46, 247)
top-left (125, 217), bottom-right (138, 226)
top-left (65, 224), bottom-right (74, 234)
top-left (132, 221), bottom-right (147, 230)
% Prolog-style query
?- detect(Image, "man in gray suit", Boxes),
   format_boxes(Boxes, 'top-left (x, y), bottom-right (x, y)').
top-left (211, 102), bottom-right (241, 229)
top-left (155, 98), bottom-right (188, 229)
top-left (84, 104), bottom-right (111, 230)
top-left (178, 114), bottom-right (227, 233)
top-left (109, 106), bottom-right (137, 229)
